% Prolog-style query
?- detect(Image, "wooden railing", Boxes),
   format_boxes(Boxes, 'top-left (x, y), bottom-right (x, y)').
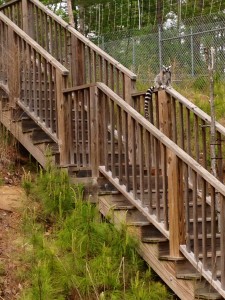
top-left (62, 83), bottom-right (225, 297)
top-left (132, 88), bottom-right (225, 183)
top-left (0, 11), bottom-right (69, 147)
top-left (2, 1), bottom-right (225, 296)
top-left (0, 0), bottom-right (136, 101)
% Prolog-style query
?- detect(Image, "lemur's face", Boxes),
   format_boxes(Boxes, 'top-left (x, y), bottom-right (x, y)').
top-left (162, 65), bottom-right (171, 73)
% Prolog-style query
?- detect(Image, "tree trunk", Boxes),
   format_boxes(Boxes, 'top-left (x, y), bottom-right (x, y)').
top-left (67, 0), bottom-right (75, 27)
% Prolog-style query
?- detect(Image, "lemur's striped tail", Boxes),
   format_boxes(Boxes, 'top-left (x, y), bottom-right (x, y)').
top-left (144, 86), bottom-right (154, 120)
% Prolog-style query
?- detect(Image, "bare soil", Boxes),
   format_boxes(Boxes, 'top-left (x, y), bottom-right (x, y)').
top-left (0, 185), bottom-right (25, 300)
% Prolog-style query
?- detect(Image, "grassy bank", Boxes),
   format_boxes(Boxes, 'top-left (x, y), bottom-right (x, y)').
top-left (19, 165), bottom-right (171, 299)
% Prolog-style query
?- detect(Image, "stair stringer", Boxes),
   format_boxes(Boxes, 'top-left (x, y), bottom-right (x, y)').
top-left (0, 104), bottom-right (58, 168)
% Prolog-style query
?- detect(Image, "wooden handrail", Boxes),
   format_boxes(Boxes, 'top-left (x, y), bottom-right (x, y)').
top-left (166, 87), bottom-right (225, 137)
top-left (0, 0), bottom-right (20, 9)
top-left (0, 12), bottom-right (69, 75)
top-left (98, 82), bottom-right (225, 196)
top-left (0, 0), bottom-right (136, 80)
top-left (26, 0), bottom-right (136, 80)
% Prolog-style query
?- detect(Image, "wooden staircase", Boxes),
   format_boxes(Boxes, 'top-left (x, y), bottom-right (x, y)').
top-left (1, 1), bottom-right (225, 299)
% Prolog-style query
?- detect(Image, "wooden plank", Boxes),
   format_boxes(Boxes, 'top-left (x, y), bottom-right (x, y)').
top-left (55, 70), bottom-right (69, 165)
top-left (166, 87), bottom-right (225, 138)
top-left (96, 82), bottom-right (225, 197)
top-left (0, 12), bottom-right (69, 75)
top-left (22, 0), bottom-right (28, 33)
top-left (90, 86), bottom-right (99, 177)
top-left (220, 194), bottom-right (225, 289)
top-left (158, 90), bottom-right (172, 139)
top-left (98, 195), bottom-right (195, 299)
top-left (167, 150), bottom-right (185, 258)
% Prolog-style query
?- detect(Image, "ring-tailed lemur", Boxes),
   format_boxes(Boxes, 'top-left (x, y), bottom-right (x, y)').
top-left (144, 65), bottom-right (171, 120)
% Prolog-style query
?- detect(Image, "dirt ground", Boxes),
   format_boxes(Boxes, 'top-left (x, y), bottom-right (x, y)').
top-left (0, 185), bottom-right (25, 299)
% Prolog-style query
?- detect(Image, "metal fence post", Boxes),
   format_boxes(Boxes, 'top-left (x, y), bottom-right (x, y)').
top-left (190, 27), bottom-right (194, 77)
top-left (132, 37), bottom-right (136, 73)
top-left (158, 25), bottom-right (162, 69)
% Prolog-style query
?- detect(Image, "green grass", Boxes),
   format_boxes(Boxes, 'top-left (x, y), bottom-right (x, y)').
top-left (19, 165), bottom-right (170, 300)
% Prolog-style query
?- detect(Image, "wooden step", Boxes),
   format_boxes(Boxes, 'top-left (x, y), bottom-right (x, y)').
top-left (32, 128), bottom-right (55, 144)
top-left (195, 280), bottom-right (224, 299)
top-left (176, 260), bottom-right (201, 280)
top-left (22, 118), bottom-right (40, 132)
top-left (141, 224), bottom-right (168, 243)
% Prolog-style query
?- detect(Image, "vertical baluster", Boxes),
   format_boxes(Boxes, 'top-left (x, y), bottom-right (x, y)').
top-left (217, 132), bottom-right (223, 182)
top-left (103, 94), bottom-right (109, 171)
top-left (220, 194), bottom-right (225, 289)
top-left (168, 153), bottom-right (185, 258)
top-left (109, 98), bottom-right (115, 177)
top-left (86, 88), bottom-right (91, 166)
top-left (92, 51), bottom-right (96, 82)
top-left (123, 110), bottom-right (129, 191)
top-left (105, 60), bottom-right (109, 86)
top-left (186, 108), bottom-right (191, 156)
top-left (210, 186), bottom-right (217, 280)
top-left (116, 69), bottom-right (119, 96)
top-left (179, 102), bottom-right (184, 149)
top-left (184, 163), bottom-right (191, 252)
top-left (80, 89), bottom-right (86, 166)
top-left (155, 137), bottom-right (160, 221)
top-left (193, 170), bottom-right (199, 260)
top-left (28, 45), bottom-right (32, 111)
top-left (117, 106), bottom-right (123, 184)
top-left (54, 21), bottom-right (58, 60)
top-left (162, 144), bottom-right (168, 229)
top-left (74, 90), bottom-right (80, 166)
top-left (22, 41), bottom-right (27, 105)
top-left (40, 10), bottom-right (44, 47)
top-left (145, 131), bottom-right (152, 213)
top-left (110, 64), bottom-right (114, 91)
top-left (155, 92), bottom-right (159, 129)
top-left (43, 59), bottom-right (48, 125)
top-left (201, 120), bottom-right (207, 169)
top-left (44, 14), bottom-right (49, 52)
top-left (32, 49), bottom-right (37, 115)
top-left (171, 97), bottom-right (177, 143)
top-left (138, 124), bottom-right (144, 204)
top-left (48, 64), bottom-right (53, 132)
top-left (194, 115), bottom-right (200, 162)
top-left (131, 118), bottom-right (137, 199)
top-left (99, 56), bottom-right (103, 82)
top-left (201, 178), bottom-right (207, 269)
top-left (38, 53), bottom-right (42, 121)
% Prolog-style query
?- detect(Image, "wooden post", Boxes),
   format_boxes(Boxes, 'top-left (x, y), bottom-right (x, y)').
top-left (22, 0), bottom-right (34, 38)
top-left (167, 150), bottom-right (185, 258)
top-left (124, 75), bottom-right (136, 163)
top-left (55, 70), bottom-right (70, 165)
top-left (90, 85), bottom-right (99, 177)
top-left (7, 27), bottom-right (19, 109)
top-left (22, 0), bottom-right (29, 34)
top-left (158, 90), bottom-right (172, 139)
top-left (71, 35), bottom-right (85, 86)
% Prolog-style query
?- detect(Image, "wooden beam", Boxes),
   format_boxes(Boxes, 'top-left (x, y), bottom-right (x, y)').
top-left (55, 70), bottom-right (70, 165)
top-left (167, 150), bottom-right (185, 258)
top-left (158, 90), bottom-right (172, 139)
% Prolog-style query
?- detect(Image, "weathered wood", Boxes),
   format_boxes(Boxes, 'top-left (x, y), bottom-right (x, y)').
top-left (55, 70), bottom-right (69, 165)
top-left (96, 83), bottom-right (225, 196)
top-left (0, 12), bottom-right (69, 75)
top-left (167, 150), bottom-right (185, 258)
top-left (90, 86), bottom-right (99, 177)
top-left (158, 90), bottom-right (172, 139)
top-left (7, 25), bottom-right (19, 108)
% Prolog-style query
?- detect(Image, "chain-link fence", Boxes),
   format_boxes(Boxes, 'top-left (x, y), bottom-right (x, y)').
top-left (90, 14), bottom-right (225, 92)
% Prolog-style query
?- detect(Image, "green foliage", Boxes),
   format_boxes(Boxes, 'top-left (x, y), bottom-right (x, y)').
top-left (27, 165), bottom-right (81, 220)
top-left (19, 167), bottom-right (170, 300)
